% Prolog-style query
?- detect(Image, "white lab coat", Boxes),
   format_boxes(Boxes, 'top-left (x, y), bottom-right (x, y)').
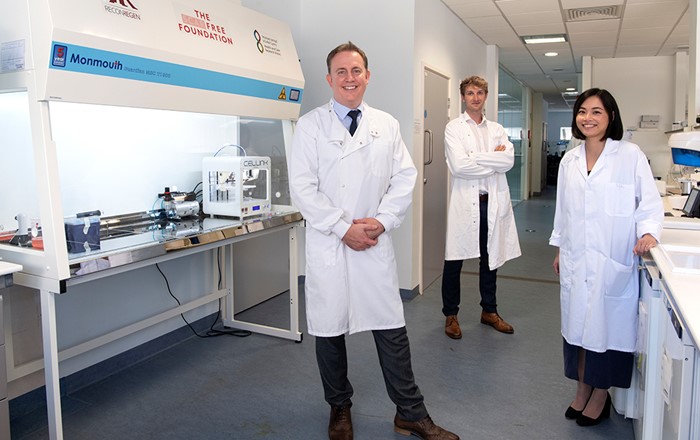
top-left (444, 113), bottom-right (521, 269)
top-left (549, 139), bottom-right (663, 353)
top-left (289, 101), bottom-right (417, 336)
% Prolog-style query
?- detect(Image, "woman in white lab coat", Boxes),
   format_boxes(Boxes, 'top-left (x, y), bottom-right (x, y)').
top-left (550, 88), bottom-right (663, 426)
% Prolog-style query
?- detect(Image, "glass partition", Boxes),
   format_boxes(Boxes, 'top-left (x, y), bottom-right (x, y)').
top-left (498, 68), bottom-right (524, 202)
top-left (0, 91), bottom-right (41, 249)
top-left (2, 98), bottom-right (295, 273)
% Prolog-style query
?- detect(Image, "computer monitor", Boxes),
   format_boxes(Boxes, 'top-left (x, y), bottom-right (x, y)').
top-left (682, 187), bottom-right (700, 217)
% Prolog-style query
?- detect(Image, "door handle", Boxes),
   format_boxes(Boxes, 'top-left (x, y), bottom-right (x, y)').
top-left (424, 129), bottom-right (433, 165)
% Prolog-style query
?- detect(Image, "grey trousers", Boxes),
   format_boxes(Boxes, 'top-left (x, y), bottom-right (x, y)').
top-left (315, 326), bottom-right (428, 421)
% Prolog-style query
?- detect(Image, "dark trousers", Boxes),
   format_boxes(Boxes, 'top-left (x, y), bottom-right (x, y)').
top-left (315, 326), bottom-right (428, 421)
top-left (442, 198), bottom-right (498, 316)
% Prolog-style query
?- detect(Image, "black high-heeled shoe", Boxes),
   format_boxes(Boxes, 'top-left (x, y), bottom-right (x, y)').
top-left (576, 392), bottom-right (612, 426)
top-left (565, 405), bottom-right (583, 420)
top-left (565, 389), bottom-right (592, 420)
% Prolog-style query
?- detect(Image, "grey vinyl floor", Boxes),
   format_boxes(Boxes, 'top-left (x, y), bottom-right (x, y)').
top-left (11, 188), bottom-right (635, 439)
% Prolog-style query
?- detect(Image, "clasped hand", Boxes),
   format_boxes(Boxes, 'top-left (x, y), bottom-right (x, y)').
top-left (342, 218), bottom-right (385, 251)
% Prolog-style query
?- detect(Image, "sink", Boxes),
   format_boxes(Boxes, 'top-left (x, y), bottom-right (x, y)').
top-left (658, 244), bottom-right (700, 274)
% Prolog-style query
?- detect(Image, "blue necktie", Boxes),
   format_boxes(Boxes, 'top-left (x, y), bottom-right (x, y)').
top-left (348, 109), bottom-right (360, 136)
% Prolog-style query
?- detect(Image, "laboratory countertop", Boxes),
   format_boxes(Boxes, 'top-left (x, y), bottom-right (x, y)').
top-left (650, 225), bottom-right (700, 350)
top-left (62, 207), bottom-right (303, 279)
top-left (0, 261), bottom-right (23, 277)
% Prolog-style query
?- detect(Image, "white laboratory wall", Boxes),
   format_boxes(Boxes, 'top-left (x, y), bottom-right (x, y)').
top-left (412, 0), bottom-right (489, 289)
top-left (246, 0), bottom-right (490, 292)
top-left (413, 0), bottom-right (488, 122)
top-left (591, 56), bottom-right (676, 178)
top-left (245, 0), bottom-right (416, 289)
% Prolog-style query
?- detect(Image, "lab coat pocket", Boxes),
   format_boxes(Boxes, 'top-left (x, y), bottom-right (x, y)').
top-left (496, 190), bottom-right (513, 218)
top-left (378, 234), bottom-right (395, 260)
top-left (558, 248), bottom-right (573, 290)
top-left (604, 183), bottom-right (635, 217)
top-left (603, 258), bottom-right (634, 299)
top-left (368, 141), bottom-right (392, 178)
top-left (306, 229), bottom-right (339, 267)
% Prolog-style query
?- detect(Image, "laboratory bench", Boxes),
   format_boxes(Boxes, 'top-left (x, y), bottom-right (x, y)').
top-left (7, 208), bottom-right (304, 440)
top-left (626, 197), bottom-right (700, 440)
top-left (0, 261), bottom-right (22, 440)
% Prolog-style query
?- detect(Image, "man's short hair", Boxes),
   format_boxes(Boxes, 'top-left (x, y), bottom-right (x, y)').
top-left (459, 76), bottom-right (488, 96)
top-left (326, 41), bottom-right (369, 73)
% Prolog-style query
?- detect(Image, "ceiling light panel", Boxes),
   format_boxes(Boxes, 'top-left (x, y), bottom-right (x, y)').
top-left (522, 34), bottom-right (568, 44)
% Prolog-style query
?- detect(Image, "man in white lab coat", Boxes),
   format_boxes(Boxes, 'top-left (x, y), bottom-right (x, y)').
top-left (290, 42), bottom-right (458, 440)
top-left (441, 76), bottom-right (521, 339)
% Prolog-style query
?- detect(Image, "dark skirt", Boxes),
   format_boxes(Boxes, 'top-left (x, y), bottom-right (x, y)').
top-left (563, 338), bottom-right (634, 389)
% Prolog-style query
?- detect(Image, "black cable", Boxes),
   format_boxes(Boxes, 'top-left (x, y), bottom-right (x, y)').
top-left (192, 181), bottom-right (202, 193)
top-left (203, 248), bottom-right (251, 337)
top-left (155, 262), bottom-right (251, 338)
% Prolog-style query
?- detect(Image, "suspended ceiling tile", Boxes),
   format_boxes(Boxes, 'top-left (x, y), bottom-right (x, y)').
top-left (626, 0), bottom-right (687, 4)
top-left (624, 2), bottom-right (687, 18)
top-left (444, 0), bottom-right (688, 97)
top-left (478, 32), bottom-right (524, 47)
top-left (566, 18), bottom-right (620, 33)
top-left (513, 23), bottom-right (567, 36)
top-left (498, 46), bottom-right (532, 56)
top-left (495, 0), bottom-right (559, 15)
top-left (569, 32), bottom-right (619, 43)
top-left (572, 47), bottom-right (615, 58)
top-left (447, 1), bottom-right (501, 19)
top-left (507, 10), bottom-right (563, 26)
top-left (464, 15), bottom-right (511, 31)
top-left (665, 31), bottom-right (691, 45)
top-left (498, 51), bottom-right (536, 62)
top-left (622, 15), bottom-right (683, 28)
top-left (561, 0), bottom-right (624, 8)
top-left (619, 28), bottom-right (672, 44)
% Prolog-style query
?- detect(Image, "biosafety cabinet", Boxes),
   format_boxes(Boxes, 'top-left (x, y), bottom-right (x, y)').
top-left (0, 1), bottom-right (304, 438)
top-left (1, 0), bottom-right (305, 283)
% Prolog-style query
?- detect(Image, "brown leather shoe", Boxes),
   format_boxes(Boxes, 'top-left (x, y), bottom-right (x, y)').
top-left (444, 315), bottom-right (462, 339)
top-left (329, 405), bottom-right (353, 440)
top-left (480, 311), bottom-right (514, 334)
top-left (394, 414), bottom-right (460, 440)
